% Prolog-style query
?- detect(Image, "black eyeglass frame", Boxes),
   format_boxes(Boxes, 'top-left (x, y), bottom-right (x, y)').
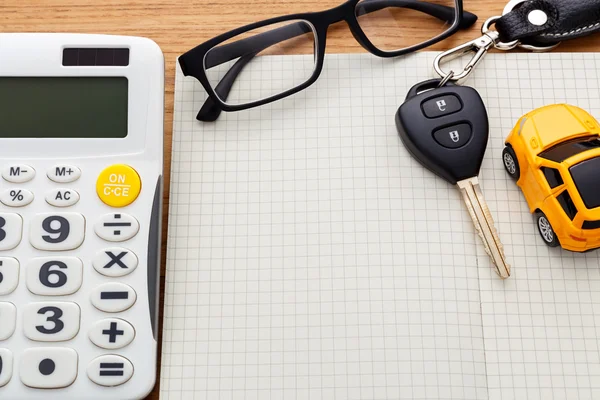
top-left (179, 0), bottom-right (475, 120)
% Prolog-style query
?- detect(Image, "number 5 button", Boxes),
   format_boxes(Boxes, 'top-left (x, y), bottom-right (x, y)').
top-left (23, 302), bottom-right (80, 342)
top-left (30, 213), bottom-right (85, 251)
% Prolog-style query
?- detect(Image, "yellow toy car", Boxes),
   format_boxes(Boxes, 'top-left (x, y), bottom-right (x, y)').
top-left (503, 104), bottom-right (600, 252)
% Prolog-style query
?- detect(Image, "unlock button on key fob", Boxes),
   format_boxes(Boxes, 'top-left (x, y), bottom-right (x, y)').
top-left (422, 95), bottom-right (462, 118)
top-left (433, 123), bottom-right (472, 149)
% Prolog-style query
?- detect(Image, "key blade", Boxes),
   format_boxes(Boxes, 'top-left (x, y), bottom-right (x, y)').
top-left (457, 177), bottom-right (511, 279)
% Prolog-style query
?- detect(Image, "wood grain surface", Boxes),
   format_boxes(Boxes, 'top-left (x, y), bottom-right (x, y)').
top-left (3, 1), bottom-right (600, 398)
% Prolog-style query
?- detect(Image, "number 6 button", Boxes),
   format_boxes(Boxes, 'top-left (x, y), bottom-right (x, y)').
top-left (23, 302), bottom-right (80, 342)
top-left (30, 213), bottom-right (85, 251)
top-left (26, 257), bottom-right (83, 296)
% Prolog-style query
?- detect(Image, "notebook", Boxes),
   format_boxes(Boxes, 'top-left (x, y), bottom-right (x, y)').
top-left (161, 51), bottom-right (600, 400)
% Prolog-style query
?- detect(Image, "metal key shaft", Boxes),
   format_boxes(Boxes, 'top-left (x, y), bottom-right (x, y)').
top-left (457, 177), bottom-right (510, 279)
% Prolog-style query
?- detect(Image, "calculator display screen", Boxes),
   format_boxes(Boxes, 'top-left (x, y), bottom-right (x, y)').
top-left (0, 77), bottom-right (128, 138)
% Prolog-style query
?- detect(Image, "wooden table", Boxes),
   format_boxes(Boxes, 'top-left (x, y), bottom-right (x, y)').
top-left (3, 1), bottom-right (600, 398)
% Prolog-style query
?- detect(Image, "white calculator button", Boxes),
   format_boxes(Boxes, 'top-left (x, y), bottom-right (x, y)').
top-left (29, 213), bottom-right (85, 251)
top-left (0, 349), bottom-right (13, 387)
top-left (23, 302), bottom-right (81, 342)
top-left (89, 318), bottom-right (135, 350)
top-left (0, 213), bottom-right (23, 251)
top-left (95, 213), bottom-right (139, 242)
top-left (92, 247), bottom-right (138, 277)
top-left (45, 188), bottom-right (80, 207)
top-left (47, 165), bottom-right (81, 183)
top-left (2, 165), bottom-right (35, 183)
top-left (0, 302), bottom-right (16, 340)
top-left (26, 257), bottom-right (83, 296)
top-left (20, 347), bottom-right (78, 389)
top-left (0, 189), bottom-right (34, 207)
top-left (87, 354), bottom-right (133, 387)
top-left (91, 282), bottom-right (137, 313)
top-left (0, 257), bottom-right (19, 296)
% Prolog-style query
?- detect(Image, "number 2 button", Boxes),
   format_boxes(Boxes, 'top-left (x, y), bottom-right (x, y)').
top-left (23, 302), bottom-right (80, 342)
top-left (30, 213), bottom-right (85, 251)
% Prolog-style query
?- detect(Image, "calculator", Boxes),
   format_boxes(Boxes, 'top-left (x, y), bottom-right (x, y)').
top-left (0, 34), bottom-right (164, 399)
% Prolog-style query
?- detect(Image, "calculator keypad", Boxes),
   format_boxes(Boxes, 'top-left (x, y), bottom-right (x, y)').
top-left (0, 303), bottom-right (16, 341)
top-left (92, 247), bottom-right (138, 277)
top-left (20, 347), bottom-right (78, 389)
top-left (0, 213), bottom-right (23, 251)
top-left (90, 282), bottom-right (137, 313)
top-left (23, 302), bottom-right (81, 342)
top-left (0, 162), bottom-right (149, 393)
top-left (89, 318), bottom-right (135, 350)
top-left (29, 213), bottom-right (85, 251)
top-left (0, 257), bottom-right (19, 295)
top-left (87, 354), bottom-right (134, 387)
top-left (0, 348), bottom-right (13, 387)
top-left (26, 257), bottom-right (83, 296)
top-left (94, 213), bottom-right (139, 242)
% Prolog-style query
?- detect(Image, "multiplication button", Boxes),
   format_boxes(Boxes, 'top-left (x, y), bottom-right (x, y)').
top-left (20, 347), bottom-right (78, 389)
top-left (92, 247), bottom-right (138, 277)
top-left (95, 213), bottom-right (139, 242)
top-left (87, 355), bottom-right (134, 387)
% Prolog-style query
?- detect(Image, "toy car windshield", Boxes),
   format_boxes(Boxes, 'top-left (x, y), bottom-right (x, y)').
top-left (539, 136), bottom-right (600, 162)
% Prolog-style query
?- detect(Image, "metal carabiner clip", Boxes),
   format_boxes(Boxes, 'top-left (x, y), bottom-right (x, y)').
top-left (434, 17), bottom-right (520, 84)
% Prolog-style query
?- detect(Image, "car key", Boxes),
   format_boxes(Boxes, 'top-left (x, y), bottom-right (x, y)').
top-left (395, 79), bottom-right (510, 279)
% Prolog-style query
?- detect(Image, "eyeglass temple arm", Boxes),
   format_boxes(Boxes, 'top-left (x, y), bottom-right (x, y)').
top-left (183, 1), bottom-right (477, 121)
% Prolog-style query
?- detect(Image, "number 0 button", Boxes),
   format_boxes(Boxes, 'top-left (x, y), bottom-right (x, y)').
top-left (30, 213), bottom-right (85, 251)
top-left (23, 302), bottom-right (81, 342)
top-left (26, 257), bottom-right (83, 296)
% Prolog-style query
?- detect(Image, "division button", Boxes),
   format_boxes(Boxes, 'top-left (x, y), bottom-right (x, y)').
top-left (47, 165), bottom-right (81, 183)
top-left (20, 347), bottom-right (78, 389)
top-left (0, 189), bottom-right (34, 207)
top-left (92, 247), bottom-right (138, 277)
top-left (91, 282), bottom-right (137, 313)
top-left (0, 257), bottom-right (20, 296)
top-left (89, 318), bottom-right (135, 350)
top-left (0, 302), bottom-right (16, 341)
top-left (87, 354), bottom-right (134, 387)
top-left (2, 165), bottom-right (35, 183)
top-left (45, 188), bottom-right (80, 207)
top-left (96, 164), bottom-right (141, 208)
top-left (0, 348), bottom-right (13, 387)
top-left (94, 213), bottom-right (139, 242)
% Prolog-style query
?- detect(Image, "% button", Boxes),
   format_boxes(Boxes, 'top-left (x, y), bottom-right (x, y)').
top-left (1, 189), bottom-right (34, 207)
top-left (96, 165), bottom-right (141, 208)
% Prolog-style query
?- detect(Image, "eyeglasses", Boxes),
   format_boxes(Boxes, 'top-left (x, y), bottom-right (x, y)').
top-left (179, 0), bottom-right (477, 121)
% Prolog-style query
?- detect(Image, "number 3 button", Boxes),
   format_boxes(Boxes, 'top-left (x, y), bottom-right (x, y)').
top-left (23, 302), bottom-right (80, 342)
top-left (30, 213), bottom-right (85, 251)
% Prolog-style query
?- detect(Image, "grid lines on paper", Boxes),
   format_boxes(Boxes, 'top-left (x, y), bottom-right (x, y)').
top-left (161, 53), bottom-right (488, 400)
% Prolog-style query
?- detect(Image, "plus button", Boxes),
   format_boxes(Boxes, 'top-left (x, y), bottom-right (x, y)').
top-left (102, 322), bottom-right (124, 343)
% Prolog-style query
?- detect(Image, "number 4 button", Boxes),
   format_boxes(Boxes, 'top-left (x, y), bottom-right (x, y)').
top-left (30, 213), bottom-right (85, 251)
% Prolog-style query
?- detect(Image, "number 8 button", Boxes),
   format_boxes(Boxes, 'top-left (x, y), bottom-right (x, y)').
top-left (29, 213), bottom-right (85, 251)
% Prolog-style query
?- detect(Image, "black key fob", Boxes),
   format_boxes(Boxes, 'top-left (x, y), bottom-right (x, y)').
top-left (396, 79), bottom-right (489, 185)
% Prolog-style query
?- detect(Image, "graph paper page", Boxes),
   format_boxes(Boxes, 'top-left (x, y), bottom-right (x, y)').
top-left (162, 52), bottom-right (600, 400)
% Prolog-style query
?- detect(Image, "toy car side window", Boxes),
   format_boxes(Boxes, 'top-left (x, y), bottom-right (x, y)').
top-left (541, 167), bottom-right (564, 189)
top-left (583, 220), bottom-right (600, 230)
top-left (557, 190), bottom-right (578, 221)
top-left (539, 136), bottom-right (600, 162)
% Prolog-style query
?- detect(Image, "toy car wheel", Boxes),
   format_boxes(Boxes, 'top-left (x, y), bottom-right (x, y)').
top-left (535, 211), bottom-right (560, 247)
top-left (502, 146), bottom-right (520, 180)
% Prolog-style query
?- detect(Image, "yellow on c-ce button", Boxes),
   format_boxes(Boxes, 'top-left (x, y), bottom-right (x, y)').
top-left (96, 164), bottom-right (141, 208)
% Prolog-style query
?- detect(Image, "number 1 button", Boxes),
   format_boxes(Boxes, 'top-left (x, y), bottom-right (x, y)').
top-left (30, 213), bottom-right (85, 251)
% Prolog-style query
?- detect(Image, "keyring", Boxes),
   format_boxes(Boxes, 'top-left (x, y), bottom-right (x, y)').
top-left (502, 0), bottom-right (561, 52)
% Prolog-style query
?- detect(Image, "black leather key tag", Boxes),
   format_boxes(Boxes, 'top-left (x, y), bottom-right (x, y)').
top-left (496, 0), bottom-right (600, 46)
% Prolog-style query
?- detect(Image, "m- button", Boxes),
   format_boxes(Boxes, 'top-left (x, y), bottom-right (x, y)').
top-left (96, 165), bottom-right (141, 208)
